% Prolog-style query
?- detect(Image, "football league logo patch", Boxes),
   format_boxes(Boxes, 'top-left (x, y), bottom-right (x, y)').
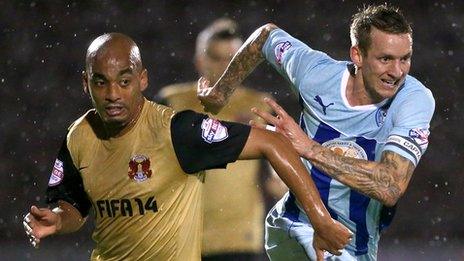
top-left (48, 159), bottom-right (64, 186)
top-left (201, 118), bottom-right (228, 144)
top-left (275, 41), bottom-right (292, 65)
top-left (128, 155), bottom-right (152, 182)
top-left (409, 128), bottom-right (429, 150)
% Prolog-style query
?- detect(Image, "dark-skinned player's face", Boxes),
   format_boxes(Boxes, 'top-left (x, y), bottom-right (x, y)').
top-left (84, 45), bottom-right (147, 129)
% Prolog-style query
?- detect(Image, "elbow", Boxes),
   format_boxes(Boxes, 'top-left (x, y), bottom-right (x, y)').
top-left (262, 23), bottom-right (279, 33)
top-left (381, 189), bottom-right (405, 207)
top-left (382, 197), bottom-right (398, 207)
top-left (253, 23), bottom-right (279, 42)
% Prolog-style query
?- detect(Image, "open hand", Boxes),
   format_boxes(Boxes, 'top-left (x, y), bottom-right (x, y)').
top-left (250, 97), bottom-right (315, 156)
top-left (23, 206), bottom-right (61, 248)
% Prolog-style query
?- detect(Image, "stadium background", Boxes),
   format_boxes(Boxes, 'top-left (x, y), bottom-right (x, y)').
top-left (0, 1), bottom-right (462, 260)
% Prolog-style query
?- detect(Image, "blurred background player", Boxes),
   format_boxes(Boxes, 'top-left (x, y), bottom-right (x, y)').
top-left (157, 18), bottom-right (287, 260)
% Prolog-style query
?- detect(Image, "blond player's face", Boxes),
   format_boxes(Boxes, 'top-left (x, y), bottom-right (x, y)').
top-left (85, 48), bottom-right (147, 128)
top-left (359, 27), bottom-right (412, 103)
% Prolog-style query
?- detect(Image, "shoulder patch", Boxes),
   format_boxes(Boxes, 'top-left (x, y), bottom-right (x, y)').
top-left (275, 41), bottom-right (292, 65)
top-left (409, 128), bottom-right (430, 151)
top-left (48, 159), bottom-right (64, 186)
top-left (201, 118), bottom-right (229, 144)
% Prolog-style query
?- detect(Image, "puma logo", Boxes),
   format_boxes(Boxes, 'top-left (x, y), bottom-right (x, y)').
top-left (314, 95), bottom-right (334, 115)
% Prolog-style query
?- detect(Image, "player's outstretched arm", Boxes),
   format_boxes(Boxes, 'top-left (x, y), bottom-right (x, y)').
top-left (197, 23), bottom-right (278, 114)
top-left (239, 127), bottom-right (352, 256)
top-left (23, 200), bottom-right (86, 248)
top-left (252, 98), bottom-right (416, 207)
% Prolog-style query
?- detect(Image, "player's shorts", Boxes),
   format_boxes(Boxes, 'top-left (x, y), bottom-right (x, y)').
top-left (264, 194), bottom-right (373, 261)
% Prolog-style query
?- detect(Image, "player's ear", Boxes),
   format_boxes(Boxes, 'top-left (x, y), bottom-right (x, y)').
top-left (82, 70), bottom-right (89, 95)
top-left (139, 68), bottom-right (148, 92)
top-left (350, 45), bottom-right (363, 68)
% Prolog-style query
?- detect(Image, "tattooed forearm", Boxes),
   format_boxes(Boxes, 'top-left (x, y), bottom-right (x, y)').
top-left (215, 23), bottom-right (278, 100)
top-left (309, 149), bottom-right (415, 206)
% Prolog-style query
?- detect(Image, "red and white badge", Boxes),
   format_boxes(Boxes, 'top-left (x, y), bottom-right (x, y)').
top-left (201, 118), bottom-right (228, 144)
top-left (48, 159), bottom-right (64, 186)
top-left (128, 154), bottom-right (153, 182)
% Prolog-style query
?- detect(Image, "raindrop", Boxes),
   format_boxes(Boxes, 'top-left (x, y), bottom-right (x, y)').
top-left (323, 33), bottom-right (331, 41)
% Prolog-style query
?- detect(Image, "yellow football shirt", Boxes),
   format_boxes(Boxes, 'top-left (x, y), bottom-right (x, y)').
top-left (46, 99), bottom-right (251, 260)
top-left (159, 82), bottom-right (270, 254)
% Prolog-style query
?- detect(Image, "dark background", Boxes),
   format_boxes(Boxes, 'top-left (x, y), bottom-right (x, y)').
top-left (1, 0), bottom-right (462, 260)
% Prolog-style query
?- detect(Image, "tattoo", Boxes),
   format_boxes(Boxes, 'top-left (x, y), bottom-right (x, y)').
top-left (312, 149), bottom-right (415, 205)
top-left (216, 24), bottom-right (277, 101)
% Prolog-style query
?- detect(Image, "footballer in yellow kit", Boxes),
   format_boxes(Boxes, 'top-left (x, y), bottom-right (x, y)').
top-left (46, 100), bottom-right (251, 260)
top-left (159, 82), bottom-right (271, 254)
top-left (23, 32), bottom-right (353, 261)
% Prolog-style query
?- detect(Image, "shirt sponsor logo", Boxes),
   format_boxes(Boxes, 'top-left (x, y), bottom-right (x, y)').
top-left (128, 155), bottom-right (152, 182)
top-left (375, 107), bottom-right (388, 127)
top-left (322, 140), bottom-right (368, 160)
top-left (201, 118), bottom-right (228, 143)
top-left (95, 196), bottom-right (158, 218)
top-left (409, 128), bottom-right (429, 150)
top-left (48, 159), bottom-right (64, 186)
top-left (275, 41), bottom-right (292, 65)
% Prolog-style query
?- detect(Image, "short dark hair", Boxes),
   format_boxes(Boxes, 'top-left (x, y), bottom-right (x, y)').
top-left (350, 4), bottom-right (412, 54)
top-left (195, 18), bottom-right (243, 57)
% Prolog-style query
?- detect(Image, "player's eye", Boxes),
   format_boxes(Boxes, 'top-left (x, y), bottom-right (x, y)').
top-left (120, 79), bottom-right (131, 86)
top-left (400, 56), bottom-right (410, 63)
top-left (380, 57), bottom-right (390, 63)
top-left (93, 79), bottom-right (106, 86)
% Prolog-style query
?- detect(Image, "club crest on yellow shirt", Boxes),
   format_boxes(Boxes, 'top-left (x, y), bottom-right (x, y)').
top-left (128, 154), bottom-right (153, 182)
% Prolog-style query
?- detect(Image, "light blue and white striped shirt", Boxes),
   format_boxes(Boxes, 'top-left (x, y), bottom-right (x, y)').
top-left (262, 29), bottom-right (435, 257)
